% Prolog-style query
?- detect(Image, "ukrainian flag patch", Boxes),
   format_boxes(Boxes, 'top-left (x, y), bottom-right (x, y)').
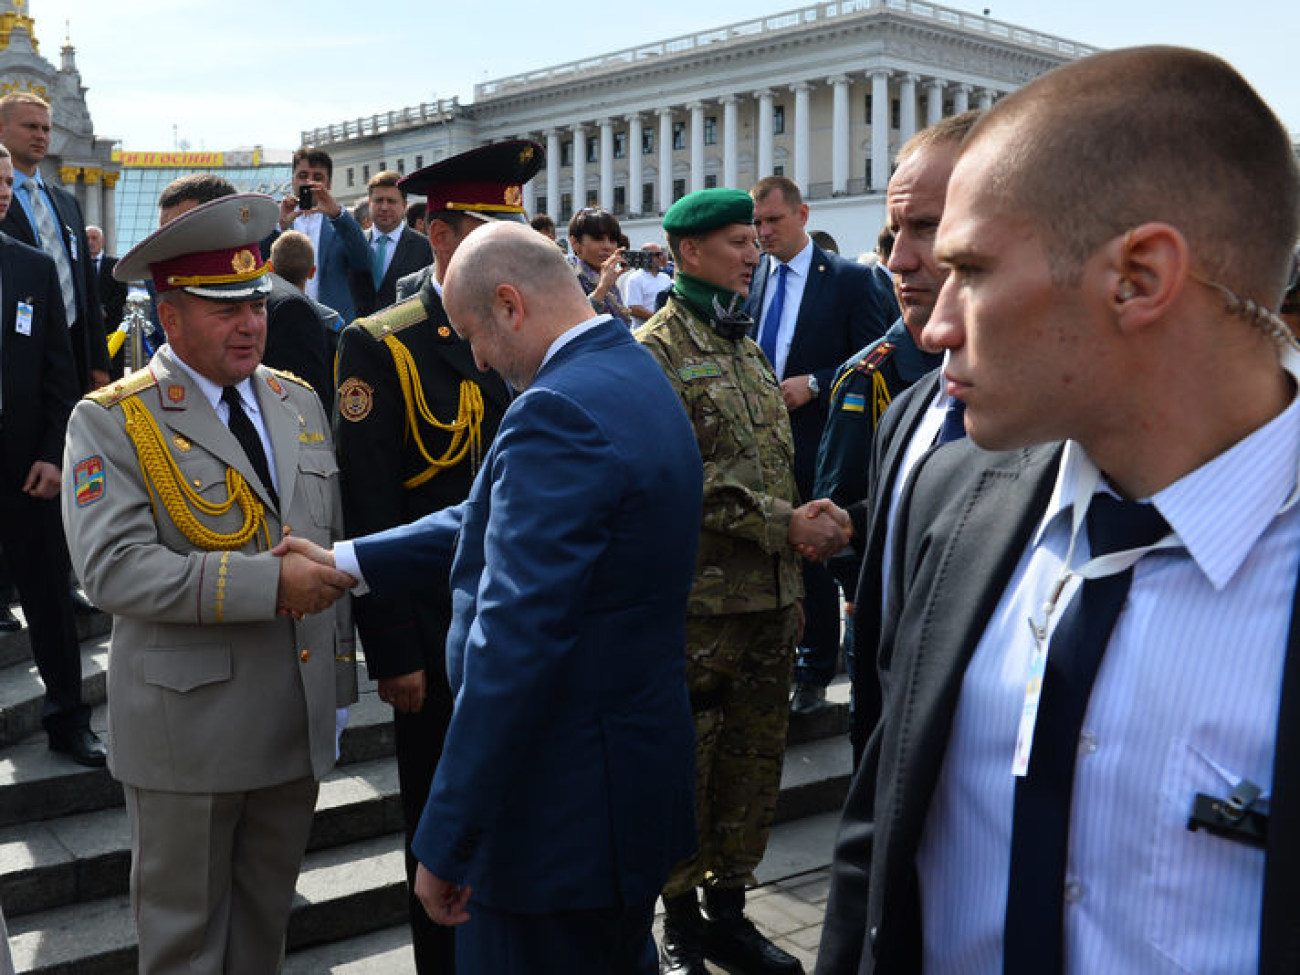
top-left (74, 456), bottom-right (106, 507)
top-left (842, 393), bottom-right (866, 413)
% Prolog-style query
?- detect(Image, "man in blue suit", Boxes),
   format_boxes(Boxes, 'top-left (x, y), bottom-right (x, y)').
top-left (746, 177), bottom-right (894, 715)
top-left (279, 221), bottom-right (704, 973)
top-left (264, 148), bottom-right (371, 324)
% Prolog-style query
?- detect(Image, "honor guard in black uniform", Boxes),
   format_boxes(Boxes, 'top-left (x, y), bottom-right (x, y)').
top-left (332, 140), bottom-right (544, 974)
top-left (813, 317), bottom-right (940, 511)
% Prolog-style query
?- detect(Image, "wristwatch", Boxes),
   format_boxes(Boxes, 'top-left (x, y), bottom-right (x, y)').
top-left (807, 374), bottom-right (820, 397)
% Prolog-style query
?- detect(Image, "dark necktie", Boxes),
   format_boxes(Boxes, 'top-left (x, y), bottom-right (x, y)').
top-left (1003, 493), bottom-right (1169, 974)
top-left (758, 262), bottom-right (789, 368)
top-left (221, 386), bottom-right (277, 509)
top-left (937, 395), bottom-right (967, 444)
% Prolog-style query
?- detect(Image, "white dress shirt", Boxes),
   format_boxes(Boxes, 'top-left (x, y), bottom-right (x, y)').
top-left (757, 237), bottom-right (813, 379)
top-left (168, 351), bottom-right (279, 494)
top-left (290, 211), bottom-right (325, 301)
top-left (881, 376), bottom-right (949, 602)
top-left (914, 351), bottom-right (1300, 975)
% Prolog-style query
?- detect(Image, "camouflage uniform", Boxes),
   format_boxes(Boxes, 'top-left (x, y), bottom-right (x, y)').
top-left (636, 292), bottom-right (802, 897)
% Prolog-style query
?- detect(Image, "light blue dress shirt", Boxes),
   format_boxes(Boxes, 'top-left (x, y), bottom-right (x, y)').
top-left (758, 237), bottom-right (813, 380)
top-left (915, 350), bottom-right (1300, 974)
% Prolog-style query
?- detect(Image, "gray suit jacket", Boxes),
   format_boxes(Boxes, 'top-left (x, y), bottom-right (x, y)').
top-left (819, 440), bottom-right (1300, 974)
top-left (61, 346), bottom-right (356, 793)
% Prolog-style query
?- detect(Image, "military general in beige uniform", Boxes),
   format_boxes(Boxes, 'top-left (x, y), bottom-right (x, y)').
top-left (60, 194), bottom-right (358, 975)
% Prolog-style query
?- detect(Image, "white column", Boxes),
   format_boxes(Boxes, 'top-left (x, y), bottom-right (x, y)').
top-left (658, 107), bottom-right (673, 212)
top-left (899, 73), bottom-right (918, 145)
top-left (545, 129), bottom-right (560, 220)
top-left (870, 70), bottom-right (890, 192)
top-left (599, 118), bottom-right (614, 211)
top-left (756, 88), bottom-right (774, 178)
top-left (925, 79), bottom-right (945, 126)
top-left (792, 82), bottom-right (811, 194)
top-left (829, 75), bottom-right (850, 196)
top-left (721, 95), bottom-right (739, 189)
top-left (102, 173), bottom-right (118, 252)
top-left (83, 174), bottom-right (103, 229)
top-left (978, 87), bottom-right (996, 111)
top-left (953, 84), bottom-right (971, 114)
top-left (627, 114), bottom-right (644, 216)
top-left (688, 102), bottom-right (705, 193)
top-left (572, 125), bottom-right (587, 209)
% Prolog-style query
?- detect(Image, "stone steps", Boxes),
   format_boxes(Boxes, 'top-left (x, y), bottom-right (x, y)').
top-left (0, 613), bottom-right (853, 973)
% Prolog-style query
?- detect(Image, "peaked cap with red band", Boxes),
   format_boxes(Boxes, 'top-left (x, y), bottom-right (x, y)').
top-left (113, 194), bottom-right (280, 300)
top-left (399, 140), bottom-right (545, 223)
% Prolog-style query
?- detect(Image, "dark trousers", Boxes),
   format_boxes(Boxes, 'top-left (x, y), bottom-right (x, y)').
top-left (395, 668), bottom-right (456, 974)
top-left (0, 476), bottom-right (86, 735)
top-left (793, 557), bottom-right (842, 687)
top-left (455, 898), bottom-right (657, 975)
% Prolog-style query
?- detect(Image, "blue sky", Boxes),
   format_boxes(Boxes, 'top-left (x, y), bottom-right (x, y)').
top-left (29, 0), bottom-right (1300, 150)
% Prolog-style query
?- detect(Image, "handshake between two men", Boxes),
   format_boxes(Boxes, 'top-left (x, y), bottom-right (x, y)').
top-left (272, 497), bottom-right (852, 621)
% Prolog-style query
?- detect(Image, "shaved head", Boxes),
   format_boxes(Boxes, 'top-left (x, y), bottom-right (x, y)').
top-left (445, 221), bottom-right (587, 324)
top-left (962, 46), bottom-right (1299, 305)
top-left (442, 222), bottom-right (595, 390)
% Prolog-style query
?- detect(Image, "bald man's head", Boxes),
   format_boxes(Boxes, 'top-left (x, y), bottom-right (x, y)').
top-left (442, 222), bottom-right (595, 390)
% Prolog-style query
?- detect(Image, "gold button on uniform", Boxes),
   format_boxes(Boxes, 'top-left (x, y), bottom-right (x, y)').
top-left (299, 649), bottom-right (311, 662)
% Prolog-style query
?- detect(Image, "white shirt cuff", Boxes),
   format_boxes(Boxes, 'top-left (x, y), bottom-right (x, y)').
top-left (333, 541), bottom-right (370, 596)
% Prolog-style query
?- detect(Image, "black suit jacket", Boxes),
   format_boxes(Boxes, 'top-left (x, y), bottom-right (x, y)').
top-left (0, 232), bottom-right (78, 488)
top-left (334, 277), bottom-right (511, 682)
top-left (349, 225), bottom-right (433, 319)
top-left (0, 180), bottom-right (108, 392)
top-left (263, 274), bottom-right (331, 411)
top-left (745, 245), bottom-right (891, 495)
top-left (94, 254), bottom-right (128, 331)
top-left (844, 368), bottom-right (942, 755)
top-left (818, 439), bottom-right (1300, 975)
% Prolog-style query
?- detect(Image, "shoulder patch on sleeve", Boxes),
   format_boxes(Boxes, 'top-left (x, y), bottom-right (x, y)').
top-left (357, 295), bottom-right (429, 340)
top-left (337, 377), bottom-right (375, 422)
top-left (73, 455), bottom-right (106, 506)
top-left (85, 367), bottom-right (158, 408)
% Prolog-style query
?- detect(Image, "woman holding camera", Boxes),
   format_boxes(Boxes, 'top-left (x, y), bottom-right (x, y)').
top-left (568, 207), bottom-right (633, 328)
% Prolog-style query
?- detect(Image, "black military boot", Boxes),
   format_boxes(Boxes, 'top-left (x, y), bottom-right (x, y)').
top-left (660, 891), bottom-right (709, 975)
top-left (702, 886), bottom-right (803, 975)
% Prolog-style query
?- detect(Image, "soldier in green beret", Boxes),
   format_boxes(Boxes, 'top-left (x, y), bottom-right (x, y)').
top-left (636, 189), bottom-right (851, 975)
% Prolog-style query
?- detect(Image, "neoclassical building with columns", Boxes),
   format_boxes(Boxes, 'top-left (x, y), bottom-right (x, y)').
top-left (0, 1), bottom-right (120, 248)
top-left (302, 0), bottom-right (1096, 256)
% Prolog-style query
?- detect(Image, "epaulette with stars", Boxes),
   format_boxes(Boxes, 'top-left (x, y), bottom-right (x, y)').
top-left (852, 341), bottom-right (896, 375)
top-left (265, 366), bottom-right (313, 390)
top-left (85, 367), bottom-right (158, 408)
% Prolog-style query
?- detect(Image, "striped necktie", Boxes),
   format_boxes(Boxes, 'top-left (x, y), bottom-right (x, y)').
top-left (24, 181), bottom-right (77, 327)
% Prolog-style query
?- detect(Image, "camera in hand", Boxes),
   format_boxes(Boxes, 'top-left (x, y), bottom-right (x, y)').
top-left (622, 249), bottom-right (658, 271)
top-left (298, 185), bottom-right (315, 211)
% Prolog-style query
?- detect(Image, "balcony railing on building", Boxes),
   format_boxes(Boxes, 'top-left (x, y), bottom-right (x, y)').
top-left (300, 98), bottom-right (462, 148)
top-left (473, 0), bottom-right (1097, 100)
